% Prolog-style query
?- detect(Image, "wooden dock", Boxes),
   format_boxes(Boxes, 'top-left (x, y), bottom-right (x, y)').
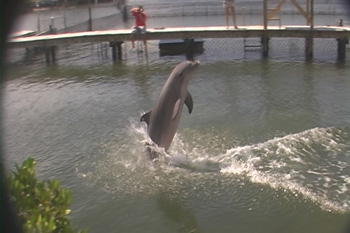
top-left (7, 25), bottom-right (350, 63)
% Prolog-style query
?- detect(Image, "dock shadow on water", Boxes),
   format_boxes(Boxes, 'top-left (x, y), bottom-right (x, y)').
top-left (78, 118), bottom-right (350, 215)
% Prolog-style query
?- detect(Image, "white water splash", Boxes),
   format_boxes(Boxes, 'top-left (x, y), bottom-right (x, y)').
top-left (80, 121), bottom-right (350, 213)
top-left (217, 127), bottom-right (350, 213)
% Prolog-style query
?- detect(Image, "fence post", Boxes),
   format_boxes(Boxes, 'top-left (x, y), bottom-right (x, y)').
top-left (263, 0), bottom-right (267, 29)
top-left (242, 7), bottom-right (246, 26)
top-left (122, 5), bottom-right (128, 22)
top-left (88, 6), bottom-right (92, 31)
top-left (305, 0), bottom-right (313, 60)
top-left (261, 0), bottom-right (269, 57)
top-left (337, 38), bottom-right (348, 62)
top-left (37, 13), bottom-right (41, 34)
top-left (63, 8), bottom-right (67, 29)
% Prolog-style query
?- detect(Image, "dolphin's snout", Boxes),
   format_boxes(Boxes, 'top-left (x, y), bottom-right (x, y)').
top-left (187, 60), bottom-right (200, 65)
top-left (187, 60), bottom-right (200, 70)
top-left (193, 60), bottom-right (200, 67)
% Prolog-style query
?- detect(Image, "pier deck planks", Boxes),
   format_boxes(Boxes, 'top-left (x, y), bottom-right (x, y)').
top-left (8, 25), bottom-right (350, 48)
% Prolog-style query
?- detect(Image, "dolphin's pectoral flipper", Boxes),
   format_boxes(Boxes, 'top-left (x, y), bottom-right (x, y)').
top-left (172, 99), bottom-right (181, 120)
top-left (141, 110), bottom-right (152, 126)
top-left (185, 91), bottom-right (193, 114)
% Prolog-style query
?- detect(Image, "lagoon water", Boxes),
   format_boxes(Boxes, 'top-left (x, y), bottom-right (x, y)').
top-left (4, 2), bottom-right (350, 233)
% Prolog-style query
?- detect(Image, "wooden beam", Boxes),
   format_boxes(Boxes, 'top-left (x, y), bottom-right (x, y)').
top-left (7, 26), bottom-right (350, 49)
top-left (309, 0), bottom-right (314, 28)
top-left (267, 0), bottom-right (287, 20)
top-left (290, 0), bottom-right (311, 22)
top-left (263, 0), bottom-right (267, 29)
top-left (306, 0), bottom-right (310, 25)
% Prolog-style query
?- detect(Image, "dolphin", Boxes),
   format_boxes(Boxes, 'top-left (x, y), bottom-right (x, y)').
top-left (141, 60), bottom-right (200, 152)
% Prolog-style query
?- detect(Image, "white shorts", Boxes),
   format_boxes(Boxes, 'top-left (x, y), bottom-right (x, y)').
top-left (132, 26), bottom-right (146, 34)
top-left (223, 0), bottom-right (234, 8)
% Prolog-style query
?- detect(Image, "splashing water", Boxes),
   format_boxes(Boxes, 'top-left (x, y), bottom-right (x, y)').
top-left (219, 127), bottom-right (350, 212)
top-left (79, 119), bottom-right (350, 213)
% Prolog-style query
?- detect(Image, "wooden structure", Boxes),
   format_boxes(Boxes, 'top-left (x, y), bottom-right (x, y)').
top-left (263, 0), bottom-right (315, 58)
top-left (8, 25), bottom-right (350, 63)
top-left (8, 1), bottom-right (350, 64)
top-left (158, 39), bottom-right (204, 56)
top-left (265, 0), bottom-right (314, 27)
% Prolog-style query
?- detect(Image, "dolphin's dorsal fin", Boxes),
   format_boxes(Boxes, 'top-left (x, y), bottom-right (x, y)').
top-left (185, 91), bottom-right (193, 114)
top-left (140, 110), bottom-right (152, 126)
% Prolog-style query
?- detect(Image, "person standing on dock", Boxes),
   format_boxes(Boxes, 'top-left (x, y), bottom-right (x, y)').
top-left (130, 6), bottom-right (147, 50)
top-left (223, 0), bottom-right (238, 29)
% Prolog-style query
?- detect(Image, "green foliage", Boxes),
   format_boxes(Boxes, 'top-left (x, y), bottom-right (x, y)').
top-left (8, 158), bottom-right (86, 233)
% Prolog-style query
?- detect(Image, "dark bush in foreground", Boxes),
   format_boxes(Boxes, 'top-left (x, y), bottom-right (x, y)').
top-left (8, 157), bottom-right (86, 233)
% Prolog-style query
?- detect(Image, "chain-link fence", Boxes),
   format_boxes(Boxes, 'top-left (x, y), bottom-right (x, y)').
top-left (30, 0), bottom-right (347, 35)
top-left (130, 0), bottom-right (345, 18)
top-left (8, 36), bottom-right (347, 67)
top-left (32, 4), bottom-right (123, 34)
top-left (8, 0), bottom-right (350, 66)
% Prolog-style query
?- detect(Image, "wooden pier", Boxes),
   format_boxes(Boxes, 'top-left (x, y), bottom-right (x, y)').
top-left (7, 25), bottom-right (350, 63)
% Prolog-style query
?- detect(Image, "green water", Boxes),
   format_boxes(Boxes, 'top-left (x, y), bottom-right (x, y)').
top-left (4, 55), bottom-right (350, 232)
top-left (4, 8), bottom-right (350, 233)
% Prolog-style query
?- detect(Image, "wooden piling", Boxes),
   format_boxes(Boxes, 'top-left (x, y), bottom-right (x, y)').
top-left (337, 38), bottom-right (349, 62)
top-left (45, 47), bottom-right (50, 64)
top-left (261, 36), bottom-right (269, 58)
top-left (51, 46), bottom-right (56, 64)
top-left (110, 41), bottom-right (124, 62)
top-left (305, 35), bottom-right (313, 60)
top-left (184, 39), bottom-right (195, 61)
top-left (117, 42), bottom-right (123, 60)
top-left (305, 0), bottom-right (314, 60)
top-left (262, 0), bottom-right (269, 57)
top-left (45, 46), bottom-right (56, 65)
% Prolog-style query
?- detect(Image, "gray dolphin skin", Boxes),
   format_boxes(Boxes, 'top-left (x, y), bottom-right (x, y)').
top-left (141, 60), bottom-right (200, 152)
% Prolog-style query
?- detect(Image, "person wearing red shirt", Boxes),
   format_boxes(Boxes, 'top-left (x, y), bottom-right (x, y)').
top-left (130, 6), bottom-right (147, 50)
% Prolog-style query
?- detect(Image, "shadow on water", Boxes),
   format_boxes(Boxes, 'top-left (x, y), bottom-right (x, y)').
top-left (157, 193), bottom-right (202, 233)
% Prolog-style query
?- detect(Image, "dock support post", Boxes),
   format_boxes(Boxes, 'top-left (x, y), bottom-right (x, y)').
top-left (185, 39), bottom-right (195, 61)
top-left (261, 36), bottom-right (269, 58)
top-left (111, 44), bottom-right (117, 61)
top-left (337, 38), bottom-right (348, 62)
top-left (305, 36), bottom-right (313, 61)
top-left (110, 41), bottom-right (124, 62)
top-left (117, 42), bottom-right (123, 60)
top-left (261, 0), bottom-right (269, 58)
top-left (45, 46), bottom-right (56, 65)
top-left (51, 46), bottom-right (56, 64)
top-left (45, 48), bottom-right (50, 64)
top-left (305, 0), bottom-right (314, 61)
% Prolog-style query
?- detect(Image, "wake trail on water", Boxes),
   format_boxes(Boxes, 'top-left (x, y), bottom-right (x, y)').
top-left (217, 128), bottom-right (350, 213)
top-left (78, 118), bottom-right (349, 213)
top-left (128, 119), bottom-right (350, 213)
